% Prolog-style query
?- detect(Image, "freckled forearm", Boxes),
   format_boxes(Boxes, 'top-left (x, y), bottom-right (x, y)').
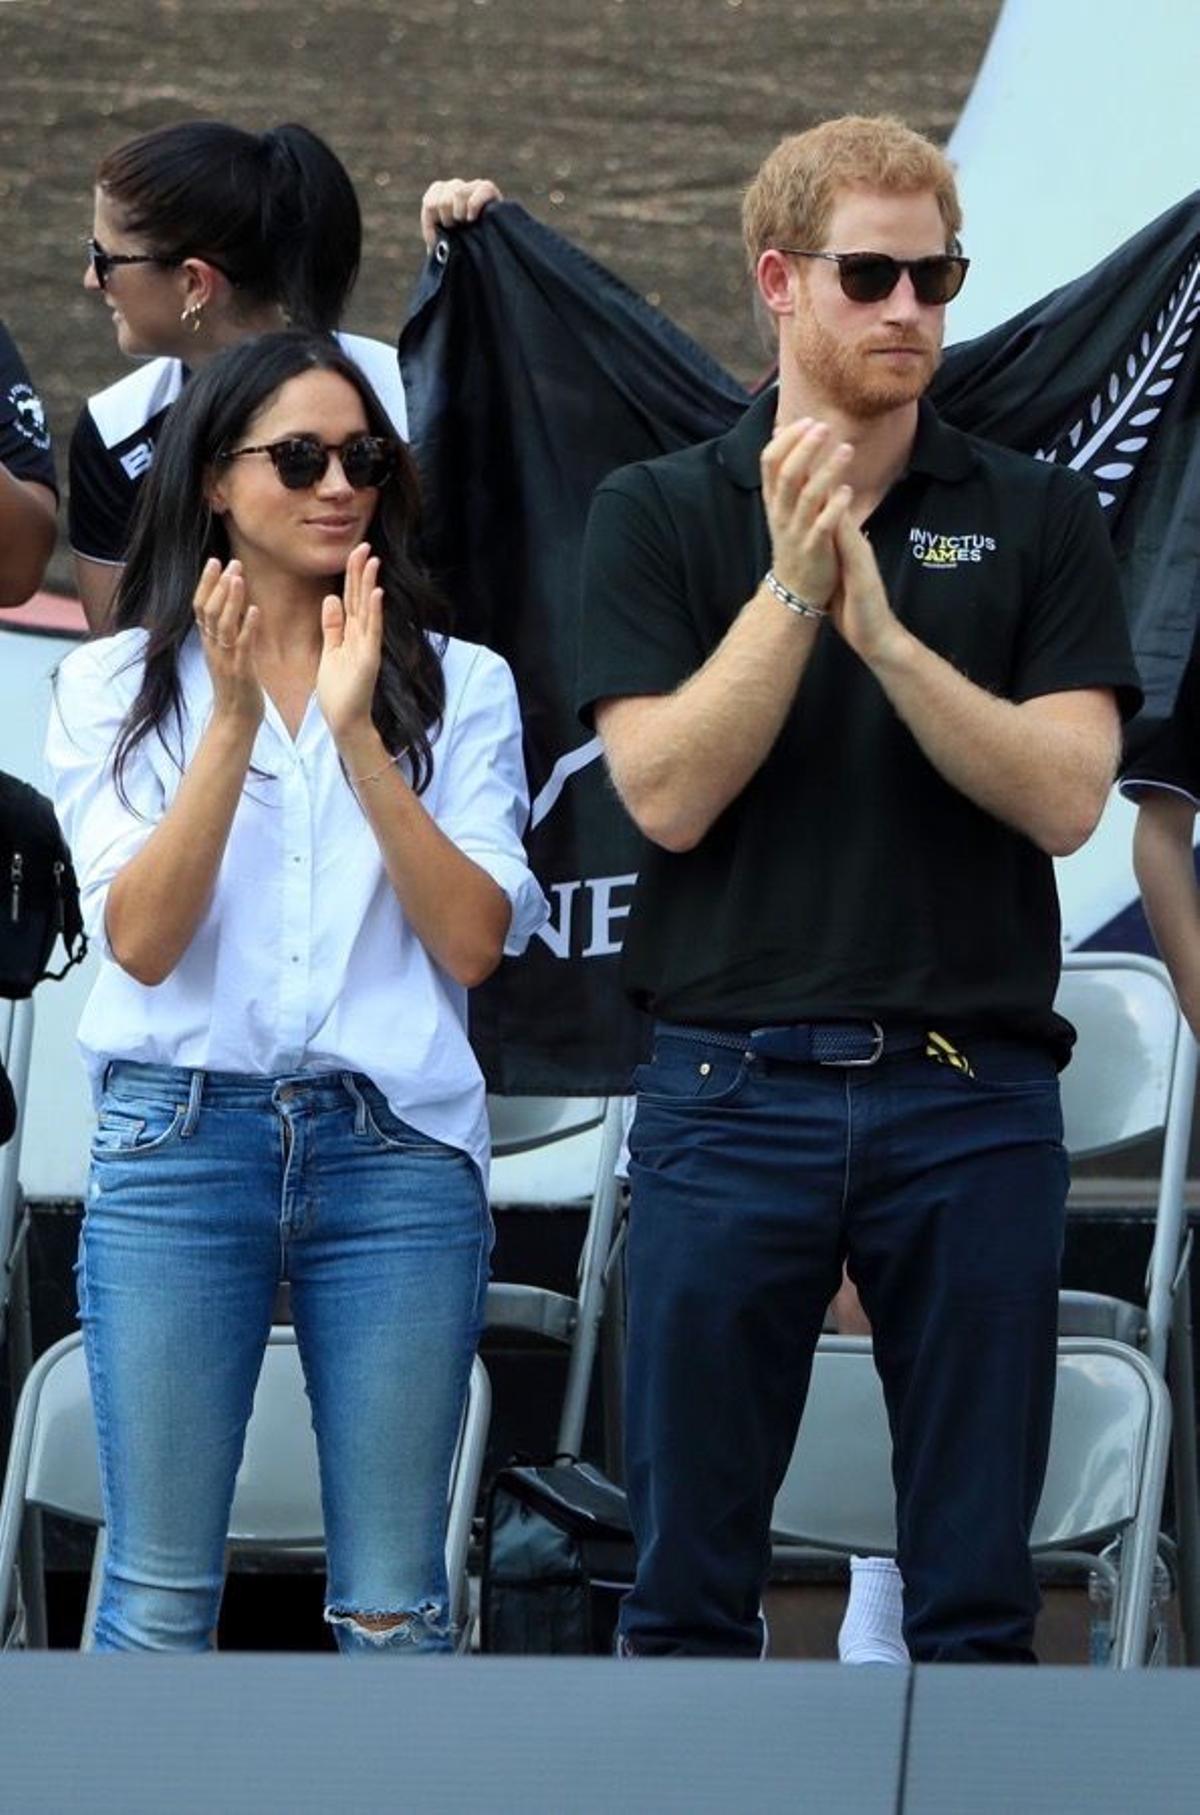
top-left (868, 633), bottom-right (1118, 854)
top-left (599, 587), bottom-right (822, 851)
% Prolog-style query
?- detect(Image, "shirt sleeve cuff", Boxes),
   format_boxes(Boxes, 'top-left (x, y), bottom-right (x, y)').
top-left (1118, 775), bottom-right (1200, 808)
top-left (458, 847), bottom-right (548, 956)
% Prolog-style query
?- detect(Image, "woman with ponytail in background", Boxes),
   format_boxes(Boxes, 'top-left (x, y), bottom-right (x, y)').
top-left (71, 121), bottom-right (416, 631)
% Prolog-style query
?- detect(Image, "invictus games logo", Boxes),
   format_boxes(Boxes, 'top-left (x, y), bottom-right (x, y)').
top-left (909, 527), bottom-right (996, 568)
top-left (6, 382), bottom-right (50, 451)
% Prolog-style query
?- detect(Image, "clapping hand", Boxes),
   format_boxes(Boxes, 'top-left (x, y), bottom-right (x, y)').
top-left (829, 512), bottom-right (902, 665)
top-left (193, 557), bottom-right (262, 726)
top-left (315, 543), bottom-right (384, 741)
top-left (760, 419), bottom-right (854, 615)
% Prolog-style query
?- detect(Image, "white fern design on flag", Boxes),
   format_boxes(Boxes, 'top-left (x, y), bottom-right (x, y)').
top-left (1035, 252), bottom-right (1200, 510)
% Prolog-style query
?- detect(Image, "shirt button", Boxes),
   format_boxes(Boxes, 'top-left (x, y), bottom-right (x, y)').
top-left (291, 955), bottom-right (300, 964)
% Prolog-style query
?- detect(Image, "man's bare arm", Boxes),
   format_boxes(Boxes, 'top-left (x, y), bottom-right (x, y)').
top-left (831, 513), bottom-right (1120, 856)
top-left (597, 420), bottom-right (852, 851)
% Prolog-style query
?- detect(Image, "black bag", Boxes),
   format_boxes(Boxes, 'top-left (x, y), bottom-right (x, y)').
top-left (480, 1462), bottom-right (636, 1655)
top-left (0, 773), bottom-right (87, 1000)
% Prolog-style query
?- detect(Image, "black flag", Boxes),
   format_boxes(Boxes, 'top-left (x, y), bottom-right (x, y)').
top-left (933, 189), bottom-right (1200, 750)
top-left (400, 205), bottom-right (746, 1093)
top-left (399, 194), bottom-right (1200, 1092)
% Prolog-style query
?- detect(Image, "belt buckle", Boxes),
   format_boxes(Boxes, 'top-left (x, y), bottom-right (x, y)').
top-left (819, 1020), bottom-right (886, 1067)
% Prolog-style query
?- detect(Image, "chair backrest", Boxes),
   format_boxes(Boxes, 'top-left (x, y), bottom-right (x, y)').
top-left (20, 1330), bottom-right (486, 1549)
top-left (772, 1336), bottom-right (1168, 1555)
top-left (484, 1095), bottom-right (626, 1463)
top-left (1054, 953), bottom-right (1197, 1372)
top-left (23, 1331), bottom-right (324, 1542)
top-left (1055, 953), bottom-right (1186, 1157)
top-left (487, 1095), bottom-right (607, 1207)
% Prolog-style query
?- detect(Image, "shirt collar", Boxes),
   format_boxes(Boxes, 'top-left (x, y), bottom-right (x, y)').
top-left (716, 387), bottom-right (977, 492)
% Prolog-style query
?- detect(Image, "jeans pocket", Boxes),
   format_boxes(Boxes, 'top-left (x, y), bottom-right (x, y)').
top-left (633, 1040), bottom-right (752, 1109)
top-left (353, 1081), bottom-right (459, 1158)
top-left (90, 1098), bottom-right (187, 1158)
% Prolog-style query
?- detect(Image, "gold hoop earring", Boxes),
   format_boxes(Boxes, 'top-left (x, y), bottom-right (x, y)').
top-left (181, 301), bottom-right (204, 335)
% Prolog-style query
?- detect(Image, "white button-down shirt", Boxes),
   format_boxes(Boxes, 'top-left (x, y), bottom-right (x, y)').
top-left (46, 628), bottom-right (547, 1178)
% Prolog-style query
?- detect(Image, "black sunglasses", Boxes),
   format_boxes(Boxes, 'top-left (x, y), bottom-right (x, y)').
top-left (222, 433), bottom-right (397, 491)
top-left (85, 236), bottom-right (237, 291)
top-left (779, 249), bottom-right (970, 306)
top-left (85, 236), bottom-right (177, 290)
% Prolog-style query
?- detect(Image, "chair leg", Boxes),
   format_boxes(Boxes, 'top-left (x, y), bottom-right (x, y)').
top-left (600, 1234), bottom-right (627, 1487)
top-left (6, 1226), bottom-right (46, 1650)
top-left (1168, 1278), bottom-right (1200, 1664)
top-left (80, 1528), bottom-right (106, 1651)
top-left (15, 1512), bottom-right (45, 1650)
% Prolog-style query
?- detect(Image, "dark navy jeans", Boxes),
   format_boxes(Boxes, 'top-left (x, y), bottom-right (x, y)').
top-left (619, 1026), bottom-right (1069, 1663)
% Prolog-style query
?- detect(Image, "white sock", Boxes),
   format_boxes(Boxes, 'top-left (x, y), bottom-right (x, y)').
top-left (837, 1556), bottom-right (909, 1665)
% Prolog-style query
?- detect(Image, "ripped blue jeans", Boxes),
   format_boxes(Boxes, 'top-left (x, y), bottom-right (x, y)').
top-left (78, 1063), bottom-right (491, 1655)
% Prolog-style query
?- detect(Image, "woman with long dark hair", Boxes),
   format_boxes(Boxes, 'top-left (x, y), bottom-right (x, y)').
top-left (70, 120), bottom-right (428, 631)
top-left (47, 329), bottom-right (545, 1653)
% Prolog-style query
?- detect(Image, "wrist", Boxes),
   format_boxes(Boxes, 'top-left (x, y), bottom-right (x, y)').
top-left (206, 705), bottom-right (261, 749)
top-left (335, 719), bottom-right (387, 768)
top-left (859, 616), bottom-right (916, 674)
top-left (762, 569), bottom-right (828, 621)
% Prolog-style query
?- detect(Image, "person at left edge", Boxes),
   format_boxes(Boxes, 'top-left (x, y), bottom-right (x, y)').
top-left (0, 318), bottom-right (56, 606)
top-left (45, 329), bottom-right (546, 1653)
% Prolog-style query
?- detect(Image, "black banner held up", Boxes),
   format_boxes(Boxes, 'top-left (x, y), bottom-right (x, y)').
top-left (400, 205), bottom-right (747, 1094)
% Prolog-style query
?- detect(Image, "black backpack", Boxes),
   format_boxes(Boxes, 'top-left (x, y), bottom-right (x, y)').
top-left (480, 1462), bottom-right (636, 1655)
top-left (0, 772), bottom-right (87, 1001)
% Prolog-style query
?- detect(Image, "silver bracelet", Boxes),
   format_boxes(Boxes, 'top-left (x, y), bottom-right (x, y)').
top-left (763, 569), bottom-right (828, 620)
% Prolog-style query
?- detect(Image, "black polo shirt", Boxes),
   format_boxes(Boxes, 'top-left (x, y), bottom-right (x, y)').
top-left (1120, 625), bottom-right (1200, 806)
top-left (577, 387), bottom-right (1142, 1055)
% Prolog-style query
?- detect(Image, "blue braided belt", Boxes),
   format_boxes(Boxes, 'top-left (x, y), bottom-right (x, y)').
top-left (659, 1020), bottom-right (928, 1068)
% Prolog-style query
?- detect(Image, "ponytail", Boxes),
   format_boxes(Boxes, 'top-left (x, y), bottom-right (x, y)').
top-left (257, 124), bottom-right (361, 331)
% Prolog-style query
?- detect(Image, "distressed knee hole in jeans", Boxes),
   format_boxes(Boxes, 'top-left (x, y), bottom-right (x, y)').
top-left (325, 1599), bottom-right (455, 1650)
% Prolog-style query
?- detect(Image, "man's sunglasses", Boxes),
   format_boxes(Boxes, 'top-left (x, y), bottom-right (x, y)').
top-left (778, 249), bottom-right (970, 305)
top-left (222, 434), bottom-right (397, 491)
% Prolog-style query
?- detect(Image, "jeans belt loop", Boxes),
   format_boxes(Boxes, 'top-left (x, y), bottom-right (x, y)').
top-left (181, 1069), bottom-right (205, 1138)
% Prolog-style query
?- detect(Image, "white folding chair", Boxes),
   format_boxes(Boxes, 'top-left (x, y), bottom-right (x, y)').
top-left (485, 1096), bottom-right (626, 1463)
top-left (772, 1335), bottom-right (1172, 1667)
top-left (0, 1328), bottom-right (490, 1650)
top-left (1055, 952), bottom-right (1200, 1659)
